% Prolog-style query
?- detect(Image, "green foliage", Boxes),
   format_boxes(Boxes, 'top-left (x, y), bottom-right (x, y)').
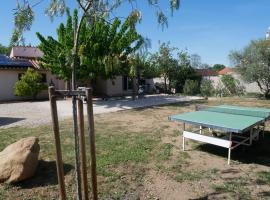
top-left (230, 39), bottom-right (270, 98)
top-left (12, 0), bottom-right (180, 45)
top-left (221, 74), bottom-right (237, 94)
top-left (215, 80), bottom-right (229, 97)
top-left (37, 10), bottom-right (143, 82)
top-left (11, 2), bottom-right (34, 45)
top-left (256, 171), bottom-right (270, 184)
top-left (200, 79), bottom-right (215, 97)
top-left (212, 64), bottom-right (226, 71)
top-left (14, 68), bottom-right (47, 99)
top-left (183, 79), bottom-right (200, 95)
top-left (150, 43), bottom-right (199, 93)
top-left (221, 74), bottom-right (245, 96)
top-left (170, 51), bottom-right (200, 93)
top-left (149, 42), bottom-right (177, 92)
top-left (0, 44), bottom-right (11, 55)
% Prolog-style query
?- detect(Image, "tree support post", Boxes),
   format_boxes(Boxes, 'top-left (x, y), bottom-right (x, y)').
top-left (86, 88), bottom-right (98, 200)
top-left (48, 86), bottom-right (67, 200)
top-left (78, 98), bottom-right (89, 200)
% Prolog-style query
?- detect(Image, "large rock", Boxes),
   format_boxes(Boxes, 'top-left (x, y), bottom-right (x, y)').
top-left (0, 137), bottom-right (40, 183)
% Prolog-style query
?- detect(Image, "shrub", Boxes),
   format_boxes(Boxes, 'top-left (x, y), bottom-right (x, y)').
top-left (183, 79), bottom-right (199, 95)
top-left (221, 74), bottom-right (245, 96)
top-left (200, 79), bottom-right (214, 97)
top-left (14, 68), bottom-right (47, 99)
top-left (215, 80), bottom-right (229, 97)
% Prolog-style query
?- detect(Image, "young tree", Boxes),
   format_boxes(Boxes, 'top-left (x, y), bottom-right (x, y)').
top-left (14, 68), bottom-right (46, 99)
top-left (230, 39), bottom-right (270, 98)
top-left (11, 1), bottom-right (180, 199)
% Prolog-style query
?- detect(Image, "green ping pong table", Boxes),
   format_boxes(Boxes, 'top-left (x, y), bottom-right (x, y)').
top-left (169, 105), bottom-right (270, 164)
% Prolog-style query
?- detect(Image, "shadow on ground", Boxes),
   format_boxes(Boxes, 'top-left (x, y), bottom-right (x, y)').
top-left (197, 131), bottom-right (270, 167)
top-left (15, 160), bottom-right (73, 189)
top-left (132, 99), bottom-right (207, 112)
top-left (0, 117), bottom-right (25, 126)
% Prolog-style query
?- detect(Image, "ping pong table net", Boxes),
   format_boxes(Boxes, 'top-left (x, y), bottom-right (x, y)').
top-left (195, 105), bottom-right (270, 119)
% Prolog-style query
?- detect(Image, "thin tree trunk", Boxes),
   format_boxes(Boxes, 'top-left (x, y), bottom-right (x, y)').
top-left (164, 76), bottom-right (167, 93)
top-left (132, 77), bottom-right (137, 100)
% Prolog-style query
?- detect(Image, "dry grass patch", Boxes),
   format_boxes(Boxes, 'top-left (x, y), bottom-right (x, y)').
top-left (0, 97), bottom-right (270, 199)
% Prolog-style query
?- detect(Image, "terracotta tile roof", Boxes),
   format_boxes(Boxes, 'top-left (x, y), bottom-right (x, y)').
top-left (197, 69), bottom-right (218, 77)
top-left (218, 67), bottom-right (233, 75)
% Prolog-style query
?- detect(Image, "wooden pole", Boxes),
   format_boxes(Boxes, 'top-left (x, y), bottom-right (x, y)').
top-left (72, 96), bottom-right (82, 200)
top-left (78, 98), bottom-right (89, 200)
top-left (86, 88), bottom-right (98, 200)
top-left (48, 86), bottom-right (66, 200)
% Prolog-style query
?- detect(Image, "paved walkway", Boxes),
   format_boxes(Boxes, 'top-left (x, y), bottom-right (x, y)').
top-left (0, 95), bottom-right (201, 128)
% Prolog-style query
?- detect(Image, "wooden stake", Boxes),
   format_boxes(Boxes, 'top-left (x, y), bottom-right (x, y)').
top-left (86, 88), bottom-right (98, 200)
top-left (48, 86), bottom-right (66, 200)
top-left (78, 98), bottom-right (89, 200)
top-left (72, 96), bottom-right (82, 200)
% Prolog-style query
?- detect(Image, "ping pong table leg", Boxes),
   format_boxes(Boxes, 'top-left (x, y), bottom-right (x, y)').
top-left (262, 122), bottom-right (265, 139)
top-left (183, 123), bottom-right (185, 151)
top-left (183, 137), bottom-right (185, 151)
top-left (228, 132), bottom-right (232, 165)
top-left (228, 148), bottom-right (231, 165)
top-left (249, 129), bottom-right (253, 145)
top-left (199, 126), bottom-right (202, 134)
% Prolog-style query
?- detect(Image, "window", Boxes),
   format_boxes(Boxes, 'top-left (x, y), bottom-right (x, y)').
top-left (122, 76), bottom-right (133, 90)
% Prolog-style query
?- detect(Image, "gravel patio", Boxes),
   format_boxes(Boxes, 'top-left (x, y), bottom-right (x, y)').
top-left (0, 94), bottom-right (201, 128)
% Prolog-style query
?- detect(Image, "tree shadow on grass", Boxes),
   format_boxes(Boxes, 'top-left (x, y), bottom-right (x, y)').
top-left (196, 131), bottom-right (270, 167)
top-left (15, 160), bottom-right (73, 189)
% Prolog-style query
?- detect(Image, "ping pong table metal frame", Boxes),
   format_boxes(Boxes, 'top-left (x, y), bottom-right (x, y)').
top-left (182, 121), bottom-right (266, 165)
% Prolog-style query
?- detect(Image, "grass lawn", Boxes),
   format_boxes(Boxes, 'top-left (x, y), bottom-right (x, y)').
top-left (0, 97), bottom-right (270, 199)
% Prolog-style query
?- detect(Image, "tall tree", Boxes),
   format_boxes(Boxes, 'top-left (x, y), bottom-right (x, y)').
top-left (170, 50), bottom-right (199, 92)
top-left (230, 39), bottom-right (270, 98)
top-left (150, 42), bottom-right (177, 93)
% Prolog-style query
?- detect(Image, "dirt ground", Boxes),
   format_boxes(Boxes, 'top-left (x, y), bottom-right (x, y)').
top-left (0, 97), bottom-right (270, 199)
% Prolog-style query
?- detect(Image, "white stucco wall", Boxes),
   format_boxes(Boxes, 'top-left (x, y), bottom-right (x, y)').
top-left (0, 69), bottom-right (65, 101)
top-left (208, 73), bottom-right (261, 94)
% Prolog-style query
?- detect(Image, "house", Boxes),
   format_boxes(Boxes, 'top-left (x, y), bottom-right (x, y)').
top-left (1, 46), bottom-right (156, 101)
top-left (93, 76), bottom-right (155, 97)
top-left (218, 67), bottom-right (233, 75)
top-left (0, 46), bottom-right (65, 101)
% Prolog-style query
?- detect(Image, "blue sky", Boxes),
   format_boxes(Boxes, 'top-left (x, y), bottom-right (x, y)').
top-left (0, 0), bottom-right (269, 66)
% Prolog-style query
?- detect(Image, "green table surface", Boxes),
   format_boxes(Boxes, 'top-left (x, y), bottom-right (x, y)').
top-left (169, 105), bottom-right (270, 133)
